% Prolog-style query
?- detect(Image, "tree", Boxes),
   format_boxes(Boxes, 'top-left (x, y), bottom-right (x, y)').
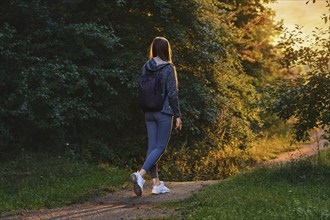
top-left (216, 0), bottom-right (281, 83)
top-left (0, 0), bottom-right (126, 160)
top-left (269, 20), bottom-right (330, 141)
top-left (0, 0), bottom-right (280, 179)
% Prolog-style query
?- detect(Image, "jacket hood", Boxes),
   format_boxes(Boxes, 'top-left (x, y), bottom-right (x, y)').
top-left (145, 58), bottom-right (169, 72)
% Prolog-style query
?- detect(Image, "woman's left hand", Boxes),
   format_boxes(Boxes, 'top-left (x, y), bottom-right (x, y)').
top-left (175, 117), bottom-right (182, 131)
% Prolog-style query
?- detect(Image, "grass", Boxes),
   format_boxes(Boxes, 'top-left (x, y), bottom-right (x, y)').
top-left (247, 118), bottom-right (301, 163)
top-left (0, 153), bottom-right (130, 214)
top-left (169, 148), bottom-right (330, 220)
top-left (248, 134), bottom-right (299, 163)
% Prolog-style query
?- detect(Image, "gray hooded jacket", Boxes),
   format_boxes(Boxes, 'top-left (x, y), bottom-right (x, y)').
top-left (142, 57), bottom-right (181, 118)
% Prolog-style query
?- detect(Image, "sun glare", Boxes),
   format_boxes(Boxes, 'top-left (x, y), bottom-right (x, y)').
top-left (266, 0), bottom-right (329, 46)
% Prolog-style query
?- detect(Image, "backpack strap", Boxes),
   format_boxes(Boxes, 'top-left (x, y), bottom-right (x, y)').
top-left (157, 63), bottom-right (171, 99)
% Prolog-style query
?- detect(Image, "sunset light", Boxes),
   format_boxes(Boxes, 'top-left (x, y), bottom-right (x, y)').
top-left (267, 0), bottom-right (329, 45)
top-left (1, 1), bottom-right (329, 219)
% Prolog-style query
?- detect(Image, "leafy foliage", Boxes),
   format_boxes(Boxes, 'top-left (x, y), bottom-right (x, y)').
top-left (268, 26), bottom-right (330, 141)
top-left (0, 0), bottom-right (140, 161)
top-left (0, 0), bottom-right (280, 179)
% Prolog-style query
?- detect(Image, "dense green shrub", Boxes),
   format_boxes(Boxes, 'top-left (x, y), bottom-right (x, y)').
top-left (0, 1), bottom-right (142, 161)
top-left (0, 0), bottom-right (279, 179)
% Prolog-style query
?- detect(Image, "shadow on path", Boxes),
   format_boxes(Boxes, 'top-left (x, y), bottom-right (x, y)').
top-left (3, 181), bottom-right (218, 220)
top-left (3, 130), bottom-right (329, 220)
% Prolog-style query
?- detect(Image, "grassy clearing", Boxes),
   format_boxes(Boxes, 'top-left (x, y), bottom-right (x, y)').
top-left (169, 148), bottom-right (330, 220)
top-left (0, 153), bottom-right (130, 214)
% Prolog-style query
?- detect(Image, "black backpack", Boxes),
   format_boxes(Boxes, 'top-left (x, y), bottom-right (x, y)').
top-left (138, 64), bottom-right (169, 111)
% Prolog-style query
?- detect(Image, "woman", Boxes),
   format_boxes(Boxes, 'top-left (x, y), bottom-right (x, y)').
top-left (131, 37), bottom-right (182, 196)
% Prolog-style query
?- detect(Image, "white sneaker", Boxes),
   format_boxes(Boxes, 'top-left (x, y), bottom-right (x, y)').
top-left (131, 172), bottom-right (144, 196)
top-left (152, 181), bottom-right (170, 195)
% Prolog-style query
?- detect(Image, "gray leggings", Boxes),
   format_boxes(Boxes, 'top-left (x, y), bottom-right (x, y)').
top-left (142, 111), bottom-right (173, 179)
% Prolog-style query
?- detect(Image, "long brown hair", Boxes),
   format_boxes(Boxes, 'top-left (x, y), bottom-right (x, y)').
top-left (148, 37), bottom-right (178, 87)
top-left (149, 37), bottom-right (172, 63)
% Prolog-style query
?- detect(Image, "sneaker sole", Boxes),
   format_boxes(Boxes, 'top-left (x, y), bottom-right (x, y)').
top-left (131, 174), bottom-right (142, 196)
top-left (152, 190), bottom-right (170, 195)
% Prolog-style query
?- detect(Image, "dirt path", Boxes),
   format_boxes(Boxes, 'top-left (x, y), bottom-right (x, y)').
top-left (3, 133), bottom-right (329, 220)
top-left (264, 130), bottom-right (329, 165)
top-left (2, 181), bottom-right (218, 220)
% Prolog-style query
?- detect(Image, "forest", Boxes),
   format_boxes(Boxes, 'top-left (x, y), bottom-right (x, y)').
top-left (0, 0), bottom-right (329, 181)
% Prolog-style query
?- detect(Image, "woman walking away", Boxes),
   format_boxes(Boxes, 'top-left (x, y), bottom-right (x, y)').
top-left (131, 37), bottom-right (182, 196)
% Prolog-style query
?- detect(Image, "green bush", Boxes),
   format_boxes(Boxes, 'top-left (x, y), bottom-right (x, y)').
top-left (1, 1), bottom-right (280, 179)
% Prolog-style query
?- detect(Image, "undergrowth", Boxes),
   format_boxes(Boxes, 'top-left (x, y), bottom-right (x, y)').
top-left (160, 131), bottom-right (298, 181)
top-left (0, 152), bottom-right (129, 214)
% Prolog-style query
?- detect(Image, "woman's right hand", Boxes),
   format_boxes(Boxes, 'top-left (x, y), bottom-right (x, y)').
top-left (175, 117), bottom-right (182, 131)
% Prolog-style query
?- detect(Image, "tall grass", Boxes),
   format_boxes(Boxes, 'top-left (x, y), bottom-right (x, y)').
top-left (0, 153), bottom-right (129, 214)
top-left (248, 118), bottom-right (300, 163)
top-left (160, 132), bottom-right (298, 181)
top-left (169, 148), bottom-right (330, 219)
top-left (248, 133), bottom-right (299, 163)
